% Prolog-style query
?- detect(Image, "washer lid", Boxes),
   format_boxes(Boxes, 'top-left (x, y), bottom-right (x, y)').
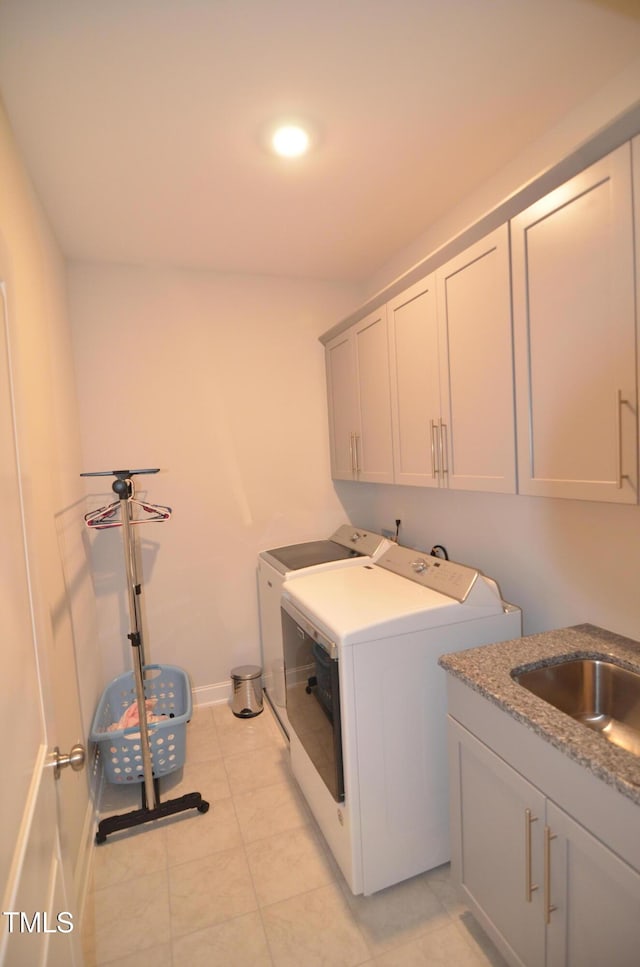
top-left (282, 556), bottom-right (505, 646)
top-left (260, 539), bottom-right (359, 573)
top-left (259, 525), bottom-right (389, 575)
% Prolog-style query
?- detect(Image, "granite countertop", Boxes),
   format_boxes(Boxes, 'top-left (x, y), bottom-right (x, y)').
top-left (438, 623), bottom-right (640, 807)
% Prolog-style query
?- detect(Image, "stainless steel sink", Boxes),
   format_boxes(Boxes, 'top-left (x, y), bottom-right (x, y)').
top-left (513, 658), bottom-right (640, 757)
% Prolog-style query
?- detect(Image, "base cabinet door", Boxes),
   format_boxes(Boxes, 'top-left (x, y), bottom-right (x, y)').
top-left (450, 719), bottom-right (546, 967)
top-left (546, 801), bottom-right (640, 967)
top-left (449, 717), bottom-right (640, 967)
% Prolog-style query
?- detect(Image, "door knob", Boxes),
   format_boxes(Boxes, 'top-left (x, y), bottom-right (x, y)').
top-left (52, 743), bottom-right (86, 780)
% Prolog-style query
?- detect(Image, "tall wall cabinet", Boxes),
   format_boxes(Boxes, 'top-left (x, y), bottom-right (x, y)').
top-left (435, 225), bottom-right (515, 493)
top-left (324, 135), bottom-right (640, 506)
top-left (511, 142), bottom-right (638, 504)
top-left (325, 307), bottom-right (394, 483)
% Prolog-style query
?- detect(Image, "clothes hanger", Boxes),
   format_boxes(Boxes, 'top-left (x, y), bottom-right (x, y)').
top-left (82, 469), bottom-right (172, 529)
top-left (84, 497), bottom-right (172, 529)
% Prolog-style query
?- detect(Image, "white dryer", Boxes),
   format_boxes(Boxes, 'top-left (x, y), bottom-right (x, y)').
top-left (281, 542), bottom-right (522, 896)
top-left (257, 524), bottom-right (391, 734)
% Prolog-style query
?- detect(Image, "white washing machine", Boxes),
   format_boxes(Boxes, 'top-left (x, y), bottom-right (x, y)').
top-left (257, 524), bottom-right (391, 734)
top-left (281, 543), bottom-right (522, 896)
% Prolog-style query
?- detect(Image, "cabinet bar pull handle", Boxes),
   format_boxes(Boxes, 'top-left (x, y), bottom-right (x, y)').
top-left (440, 419), bottom-right (448, 476)
top-left (349, 432), bottom-right (356, 475)
top-left (525, 808), bottom-right (538, 901)
top-left (544, 825), bottom-right (557, 924)
top-left (431, 420), bottom-right (439, 478)
top-left (616, 389), bottom-right (630, 489)
top-left (354, 433), bottom-right (361, 473)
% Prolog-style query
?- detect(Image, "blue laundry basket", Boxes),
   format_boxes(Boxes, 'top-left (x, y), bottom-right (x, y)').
top-left (90, 663), bottom-right (192, 784)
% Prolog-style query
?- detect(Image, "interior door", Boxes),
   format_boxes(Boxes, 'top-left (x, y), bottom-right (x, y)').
top-left (0, 285), bottom-right (83, 966)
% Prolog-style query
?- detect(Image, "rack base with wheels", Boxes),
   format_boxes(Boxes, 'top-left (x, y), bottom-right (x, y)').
top-left (95, 785), bottom-right (209, 844)
top-left (83, 468), bottom-right (209, 842)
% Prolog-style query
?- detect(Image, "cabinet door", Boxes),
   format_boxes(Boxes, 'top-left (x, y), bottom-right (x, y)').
top-left (353, 309), bottom-right (394, 483)
top-left (387, 276), bottom-right (441, 486)
top-left (436, 225), bottom-right (516, 493)
top-left (511, 143), bottom-right (637, 503)
top-left (326, 330), bottom-right (358, 479)
top-left (546, 800), bottom-right (640, 967)
top-left (449, 719), bottom-right (545, 967)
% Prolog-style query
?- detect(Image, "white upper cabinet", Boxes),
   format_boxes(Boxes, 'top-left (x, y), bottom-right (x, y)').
top-left (511, 143), bottom-right (638, 503)
top-left (326, 308), bottom-right (394, 483)
top-left (436, 225), bottom-right (516, 493)
top-left (387, 227), bottom-right (516, 492)
top-left (326, 329), bottom-right (359, 480)
top-left (387, 275), bottom-right (440, 487)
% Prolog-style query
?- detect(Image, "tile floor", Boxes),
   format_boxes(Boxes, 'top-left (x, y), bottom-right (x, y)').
top-left (82, 702), bottom-right (508, 967)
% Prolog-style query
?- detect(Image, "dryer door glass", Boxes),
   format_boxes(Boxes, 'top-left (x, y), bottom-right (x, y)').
top-left (282, 608), bottom-right (344, 802)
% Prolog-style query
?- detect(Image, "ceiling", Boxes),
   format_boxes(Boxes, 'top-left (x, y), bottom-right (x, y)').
top-left (0, 0), bottom-right (639, 282)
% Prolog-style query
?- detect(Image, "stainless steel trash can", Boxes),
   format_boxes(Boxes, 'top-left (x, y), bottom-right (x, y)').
top-left (230, 665), bottom-right (263, 718)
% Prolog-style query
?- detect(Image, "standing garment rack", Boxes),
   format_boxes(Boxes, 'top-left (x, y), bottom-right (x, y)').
top-left (82, 468), bottom-right (209, 842)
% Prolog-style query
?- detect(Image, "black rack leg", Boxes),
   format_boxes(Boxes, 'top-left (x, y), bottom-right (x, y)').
top-left (95, 782), bottom-right (210, 844)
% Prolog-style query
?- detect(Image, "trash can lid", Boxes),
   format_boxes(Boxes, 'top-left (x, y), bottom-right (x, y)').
top-left (230, 664), bottom-right (262, 680)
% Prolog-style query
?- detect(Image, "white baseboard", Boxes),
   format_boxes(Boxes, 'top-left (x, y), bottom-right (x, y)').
top-left (192, 679), bottom-right (233, 708)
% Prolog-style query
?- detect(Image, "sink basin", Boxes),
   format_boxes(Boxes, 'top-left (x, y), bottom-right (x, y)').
top-left (513, 658), bottom-right (640, 757)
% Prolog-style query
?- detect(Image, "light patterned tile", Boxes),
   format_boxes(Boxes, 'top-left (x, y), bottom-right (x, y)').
top-left (169, 845), bottom-right (257, 938)
top-left (213, 701), bottom-right (284, 757)
top-left (161, 755), bottom-right (231, 804)
top-left (262, 881), bottom-right (370, 967)
top-left (165, 795), bottom-right (242, 866)
top-left (189, 705), bottom-right (216, 731)
top-left (245, 825), bottom-right (336, 907)
top-left (422, 862), bottom-right (467, 918)
top-left (172, 910), bottom-right (273, 967)
top-left (456, 912), bottom-right (510, 966)
top-left (91, 821), bottom-right (167, 890)
top-left (93, 941), bottom-right (172, 967)
top-left (340, 871), bottom-right (450, 956)
top-left (185, 718), bottom-right (223, 763)
top-left (373, 920), bottom-right (489, 967)
top-left (90, 869), bottom-right (170, 964)
top-left (88, 707), bottom-right (491, 967)
top-left (234, 778), bottom-right (310, 844)
top-left (223, 745), bottom-right (291, 797)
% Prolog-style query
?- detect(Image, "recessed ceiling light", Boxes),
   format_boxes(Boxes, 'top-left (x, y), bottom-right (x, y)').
top-left (269, 123), bottom-right (313, 159)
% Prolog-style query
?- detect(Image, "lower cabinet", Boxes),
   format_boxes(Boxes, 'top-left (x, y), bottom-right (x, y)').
top-left (449, 718), bottom-right (640, 967)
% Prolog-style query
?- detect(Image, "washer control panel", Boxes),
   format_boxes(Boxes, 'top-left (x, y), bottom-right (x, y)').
top-left (377, 544), bottom-right (482, 602)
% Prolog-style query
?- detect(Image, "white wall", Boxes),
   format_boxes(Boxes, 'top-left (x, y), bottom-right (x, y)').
top-left (0, 96), bottom-right (100, 897)
top-left (336, 483), bottom-right (640, 641)
top-left (68, 58), bottom-right (640, 705)
top-left (68, 263), bottom-right (360, 695)
top-left (363, 55), bottom-right (640, 302)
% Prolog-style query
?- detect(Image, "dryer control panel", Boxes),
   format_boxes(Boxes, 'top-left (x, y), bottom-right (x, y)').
top-left (377, 543), bottom-right (499, 605)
